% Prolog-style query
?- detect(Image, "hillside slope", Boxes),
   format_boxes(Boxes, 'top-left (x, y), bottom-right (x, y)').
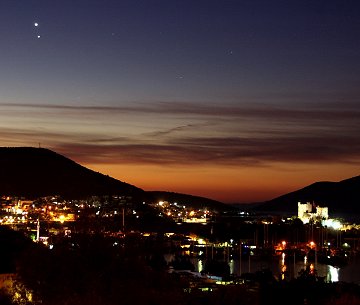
top-left (0, 147), bottom-right (229, 210)
top-left (253, 175), bottom-right (360, 215)
top-left (0, 147), bottom-right (143, 198)
top-left (148, 191), bottom-right (232, 212)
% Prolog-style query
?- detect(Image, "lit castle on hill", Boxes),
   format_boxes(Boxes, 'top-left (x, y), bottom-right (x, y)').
top-left (297, 201), bottom-right (342, 230)
top-left (298, 201), bottom-right (328, 224)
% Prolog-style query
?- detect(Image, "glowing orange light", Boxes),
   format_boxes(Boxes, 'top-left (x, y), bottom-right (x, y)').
top-left (309, 263), bottom-right (315, 274)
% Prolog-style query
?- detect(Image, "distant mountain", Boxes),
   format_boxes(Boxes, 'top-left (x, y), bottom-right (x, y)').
top-left (0, 147), bottom-right (143, 198)
top-left (252, 175), bottom-right (360, 215)
top-left (147, 191), bottom-right (232, 212)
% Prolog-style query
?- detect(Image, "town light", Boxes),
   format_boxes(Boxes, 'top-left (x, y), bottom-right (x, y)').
top-left (323, 219), bottom-right (342, 230)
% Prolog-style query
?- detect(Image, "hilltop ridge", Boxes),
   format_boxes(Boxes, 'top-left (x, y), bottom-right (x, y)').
top-left (0, 147), bottom-right (227, 211)
top-left (0, 147), bottom-right (143, 198)
top-left (252, 175), bottom-right (360, 215)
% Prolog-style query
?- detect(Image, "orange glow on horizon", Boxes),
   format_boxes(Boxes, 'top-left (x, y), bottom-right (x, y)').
top-left (83, 162), bottom-right (360, 203)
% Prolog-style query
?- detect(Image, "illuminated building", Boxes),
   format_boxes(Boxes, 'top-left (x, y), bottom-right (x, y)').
top-left (298, 202), bottom-right (313, 221)
top-left (316, 206), bottom-right (328, 219)
top-left (298, 201), bottom-right (328, 224)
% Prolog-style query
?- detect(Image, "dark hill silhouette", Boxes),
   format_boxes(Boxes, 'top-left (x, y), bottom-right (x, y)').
top-left (252, 175), bottom-right (360, 215)
top-left (0, 147), bottom-right (228, 210)
top-left (0, 147), bottom-right (143, 198)
top-left (148, 191), bottom-right (231, 212)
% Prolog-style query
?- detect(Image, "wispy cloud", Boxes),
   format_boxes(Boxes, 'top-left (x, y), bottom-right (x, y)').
top-left (1, 101), bottom-right (359, 167)
top-left (2, 100), bottom-right (360, 120)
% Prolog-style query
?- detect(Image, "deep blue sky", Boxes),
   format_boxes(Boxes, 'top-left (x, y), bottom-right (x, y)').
top-left (1, 0), bottom-right (360, 202)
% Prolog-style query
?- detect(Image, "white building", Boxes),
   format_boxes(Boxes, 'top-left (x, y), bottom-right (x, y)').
top-left (297, 201), bottom-right (328, 224)
top-left (316, 206), bottom-right (328, 219)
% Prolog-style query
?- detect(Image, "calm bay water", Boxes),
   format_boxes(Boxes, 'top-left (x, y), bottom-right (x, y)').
top-left (166, 254), bottom-right (360, 284)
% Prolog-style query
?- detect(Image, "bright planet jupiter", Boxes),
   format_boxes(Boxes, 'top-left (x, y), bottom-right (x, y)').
top-left (0, 1), bottom-right (359, 203)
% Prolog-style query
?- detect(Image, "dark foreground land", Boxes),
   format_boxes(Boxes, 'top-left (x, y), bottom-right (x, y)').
top-left (1, 226), bottom-right (360, 305)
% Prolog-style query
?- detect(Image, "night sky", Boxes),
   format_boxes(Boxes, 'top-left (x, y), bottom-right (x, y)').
top-left (1, 0), bottom-right (360, 203)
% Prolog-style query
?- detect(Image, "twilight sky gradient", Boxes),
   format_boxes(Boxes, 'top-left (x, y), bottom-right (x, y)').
top-left (1, 1), bottom-right (360, 203)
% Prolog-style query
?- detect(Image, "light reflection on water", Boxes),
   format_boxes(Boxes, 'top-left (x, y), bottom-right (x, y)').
top-left (190, 255), bottom-right (343, 283)
top-left (327, 265), bottom-right (339, 282)
top-left (195, 257), bottom-right (341, 283)
top-left (165, 253), bottom-right (360, 283)
top-left (198, 259), bottom-right (203, 273)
